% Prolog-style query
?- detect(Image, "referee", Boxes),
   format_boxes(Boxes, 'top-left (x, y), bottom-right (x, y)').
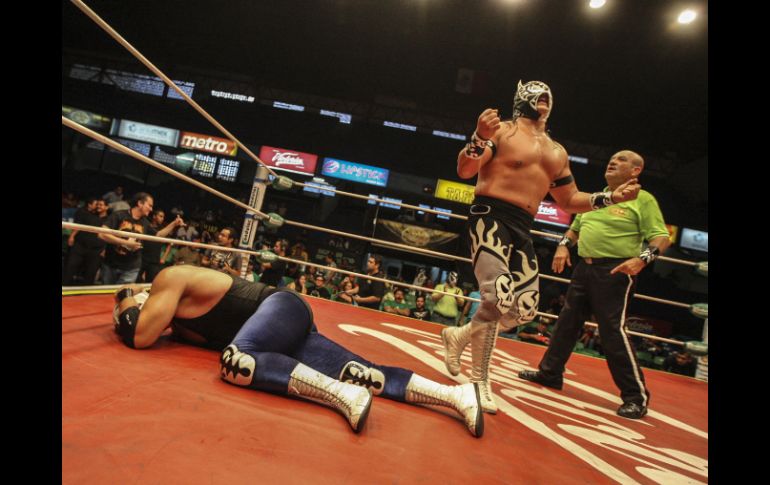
top-left (519, 150), bottom-right (671, 419)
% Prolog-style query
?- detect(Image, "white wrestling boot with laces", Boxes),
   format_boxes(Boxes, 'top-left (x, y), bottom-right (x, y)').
top-left (469, 321), bottom-right (499, 414)
top-left (405, 374), bottom-right (484, 437)
top-left (441, 323), bottom-right (472, 376)
top-left (287, 363), bottom-right (373, 433)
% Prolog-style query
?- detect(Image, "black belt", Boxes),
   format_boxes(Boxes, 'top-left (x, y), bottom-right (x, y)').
top-left (582, 257), bottom-right (629, 265)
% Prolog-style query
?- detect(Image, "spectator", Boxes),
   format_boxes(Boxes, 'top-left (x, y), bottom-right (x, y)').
top-left (383, 288), bottom-right (411, 317)
top-left (288, 274), bottom-right (310, 296)
top-left (306, 264), bottom-right (318, 281)
top-left (409, 294), bottom-right (432, 321)
top-left (63, 197), bottom-right (105, 285)
top-left (411, 267), bottom-right (428, 298)
top-left (637, 337), bottom-right (665, 357)
top-left (578, 326), bottom-right (599, 350)
top-left (160, 240), bottom-right (177, 269)
top-left (102, 185), bottom-right (124, 205)
top-left (259, 239), bottom-right (288, 286)
top-left (109, 200), bottom-right (131, 213)
top-left (201, 227), bottom-right (243, 278)
top-left (140, 209), bottom-right (168, 283)
top-left (174, 234), bottom-right (203, 267)
top-left (518, 322), bottom-right (552, 346)
top-left (175, 220), bottom-right (200, 242)
top-left (431, 271), bottom-right (464, 326)
top-left (244, 259), bottom-right (260, 283)
top-left (310, 274), bottom-right (332, 299)
top-left (663, 351), bottom-right (697, 377)
top-left (199, 210), bottom-right (220, 245)
top-left (289, 242), bottom-right (310, 272)
top-left (336, 279), bottom-right (357, 305)
top-left (323, 253), bottom-right (338, 284)
top-left (381, 283), bottom-right (395, 304)
top-left (352, 254), bottom-right (385, 310)
top-left (94, 198), bottom-right (109, 219)
top-left (99, 192), bottom-right (183, 284)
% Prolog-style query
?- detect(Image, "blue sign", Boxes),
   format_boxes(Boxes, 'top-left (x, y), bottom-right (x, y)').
top-left (367, 194), bottom-right (401, 210)
top-left (321, 157), bottom-right (389, 187)
top-left (303, 181), bottom-right (336, 197)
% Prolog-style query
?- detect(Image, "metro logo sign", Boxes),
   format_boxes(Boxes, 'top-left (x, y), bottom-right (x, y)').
top-left (259, 146), bottom-right (318, 176)
top-left (180, 131), bottom-right (238, 156)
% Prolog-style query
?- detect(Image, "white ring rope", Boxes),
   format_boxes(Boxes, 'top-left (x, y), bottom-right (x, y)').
top-left (63, 283), bottom-right (151, 293)
top-left (63, 221), bottom-right (691, 348)
top-left (70, 0), bottom-right (701, 270)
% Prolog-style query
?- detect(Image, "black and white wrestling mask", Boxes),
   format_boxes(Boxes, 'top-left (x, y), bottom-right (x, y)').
top-left (512, 80), bottom-right (553, 121)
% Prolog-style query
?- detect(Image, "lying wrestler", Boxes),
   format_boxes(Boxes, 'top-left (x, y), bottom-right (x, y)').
top-left (113, 265), bottom-right (483, 436)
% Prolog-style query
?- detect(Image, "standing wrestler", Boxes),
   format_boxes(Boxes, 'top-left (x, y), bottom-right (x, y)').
top-left (441, 80), bottom-right (641, 413)
top-left (113, 265), bottom-right (483, 436)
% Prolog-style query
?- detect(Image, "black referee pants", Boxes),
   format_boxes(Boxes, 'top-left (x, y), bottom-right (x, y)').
top-left (538, 259), bottom-right (650, 407)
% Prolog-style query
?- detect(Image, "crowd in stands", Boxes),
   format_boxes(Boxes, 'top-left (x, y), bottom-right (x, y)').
top-left (62, 188), bottom-right (700, 378)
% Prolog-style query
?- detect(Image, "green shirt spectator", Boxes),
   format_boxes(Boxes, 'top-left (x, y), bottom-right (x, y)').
top-left (383, 288), bottom-right (410, 317)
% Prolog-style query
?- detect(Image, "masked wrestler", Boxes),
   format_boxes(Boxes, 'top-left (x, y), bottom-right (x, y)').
top-left (443, 80), bottom-right (641, 413)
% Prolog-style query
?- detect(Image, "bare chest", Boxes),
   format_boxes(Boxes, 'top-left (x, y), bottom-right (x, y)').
top-left (494, 131), bottom-right (560, 173)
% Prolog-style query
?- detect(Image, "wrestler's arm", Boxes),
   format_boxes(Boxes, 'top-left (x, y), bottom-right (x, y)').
top-left (120, 273), bottom-right (185, 348)
top-left (549, 149), bottom-right (641, 214)
top-left (457, 148), bottom-right (490, 179)
top-left (457, 109), bottom-right (502, 179)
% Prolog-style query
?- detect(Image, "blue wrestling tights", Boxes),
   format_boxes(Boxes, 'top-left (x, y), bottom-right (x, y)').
top-left (221, 291), bottom-right (413, 401)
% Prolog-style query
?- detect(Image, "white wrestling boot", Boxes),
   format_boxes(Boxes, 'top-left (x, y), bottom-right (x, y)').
top-left (470, 321), bottom-right (499, 414)
top-left (287, 363), bottom-right (373, 433)
top-left (405, 374), bottom-right (484, 437)
top-left (441, 323), bottom-right (472, 376)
